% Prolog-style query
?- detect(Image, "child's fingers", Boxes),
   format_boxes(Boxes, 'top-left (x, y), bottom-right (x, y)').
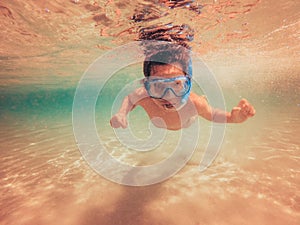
top-left (241, 102), bottom-right (250, 114)
top-left (231, 107), bottom-right (241, 116)
top-left (237, 99), bottom-right (256, 118)
top-left (117, 116), bottom-right (127, 129)
top-left (231, 106), bottom-right (247, 122)
top-left (248, 106), bottom-right (256, 117)
top-left (231, 106), bottom-right (241, 112)
top-left (110, 115), bottom-right (127, 128)
top-left (242, 104), bottom-right (256, 117)
top-left (121, 118), bottom-right (128, 129)
top-left (237, 98), bottom-right (248, 108)
top-left (110, 119), bottom-right (120, 128)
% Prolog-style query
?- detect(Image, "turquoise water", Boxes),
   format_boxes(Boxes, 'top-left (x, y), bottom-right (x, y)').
top-left (1, 0), bottom-right (300, 224)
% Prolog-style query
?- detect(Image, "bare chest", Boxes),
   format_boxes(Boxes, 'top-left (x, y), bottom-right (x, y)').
top-left (138, 99), bottom-right (197, 130)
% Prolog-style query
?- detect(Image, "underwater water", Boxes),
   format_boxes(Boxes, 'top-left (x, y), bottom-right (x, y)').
top-left (0, 0), bottom-right (299, 224)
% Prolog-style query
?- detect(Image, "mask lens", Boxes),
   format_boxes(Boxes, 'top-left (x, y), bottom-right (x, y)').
top-left (149, 81), bottom-right (168, 98)
top-left (169, 78), bottom-right (186, 95)
top-left (145, 76), bottom-right (190, 99)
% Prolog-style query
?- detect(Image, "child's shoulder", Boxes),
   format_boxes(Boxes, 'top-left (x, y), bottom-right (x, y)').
top-left (129, 87), bottom-right (149, 104)
top-left (188, 92), bottom-right (210, 113)
top-left (132, 87), bottom-right (148, 96)
top-left (189, 92), bottom-right (208, 102)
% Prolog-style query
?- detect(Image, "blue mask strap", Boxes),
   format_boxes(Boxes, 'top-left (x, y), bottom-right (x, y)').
top-left (180, 59), bottom-right (192, 105)
top-left (188, 58), bottom-right (193, 78)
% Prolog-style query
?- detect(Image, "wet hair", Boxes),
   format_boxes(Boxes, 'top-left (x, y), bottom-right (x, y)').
top-left (138, 23), bottom-right (194, 77)
top-left (143, 47), bottom-right (191, 77)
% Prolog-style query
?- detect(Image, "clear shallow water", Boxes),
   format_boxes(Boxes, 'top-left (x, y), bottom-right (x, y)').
top-left (1, 0), bottom-right (300, 224)
top-left (0, 109), bottom-right (299, 225)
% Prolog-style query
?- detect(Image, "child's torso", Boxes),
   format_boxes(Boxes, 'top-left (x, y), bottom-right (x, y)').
top-left (137, 98), bottom-right (198, 130)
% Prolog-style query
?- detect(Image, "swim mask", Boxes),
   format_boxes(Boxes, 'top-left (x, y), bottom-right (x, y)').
top-left (144, 75), bottom-right (191, 99)
top-left (144, 58), bottom-right (193, 108)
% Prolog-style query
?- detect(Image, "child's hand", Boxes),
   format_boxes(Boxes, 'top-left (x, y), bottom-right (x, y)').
top-left (230, 99), bottom-right (256, 123)
top-left (110, 113), bottom-right (128, 128)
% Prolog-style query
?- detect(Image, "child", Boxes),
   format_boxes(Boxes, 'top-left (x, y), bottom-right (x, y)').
top-left (110, 47), bottom-right (255, 130)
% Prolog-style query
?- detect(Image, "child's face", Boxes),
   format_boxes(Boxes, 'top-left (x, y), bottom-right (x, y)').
top-left (149, 63), bottom-right (186, 110)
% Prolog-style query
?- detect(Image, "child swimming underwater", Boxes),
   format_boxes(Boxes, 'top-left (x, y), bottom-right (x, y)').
top-left (110, 46), bottom-right (256, 130)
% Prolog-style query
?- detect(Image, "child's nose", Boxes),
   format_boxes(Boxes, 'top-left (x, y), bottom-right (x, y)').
top-left (163, 88), bottom-right (176, 100)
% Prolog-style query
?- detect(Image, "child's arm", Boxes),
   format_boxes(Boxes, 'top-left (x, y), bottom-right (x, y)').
top-left (110, 95), bottom-right (133, 128)
top-left (110, 87), bottom-right (148, 128)
top-left (193, 94), bottom-right (255, 123)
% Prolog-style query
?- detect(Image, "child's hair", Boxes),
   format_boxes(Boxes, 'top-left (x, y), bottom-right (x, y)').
top-left (138, 23), bottom-right (194, 77)
top-left (143, 47), bottom-right (191, 77)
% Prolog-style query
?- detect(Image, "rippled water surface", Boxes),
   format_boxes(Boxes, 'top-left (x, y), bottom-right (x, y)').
top-left (0, 0), bottom-right (299, 225)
